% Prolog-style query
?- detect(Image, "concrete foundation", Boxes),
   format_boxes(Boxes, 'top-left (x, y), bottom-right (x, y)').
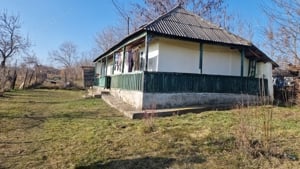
top-left (143, 93), bottom-right (259, 109)
top-left (109, 88), bottom-right (261, 110)
top-left (110, 88), bottom-right (144, 110)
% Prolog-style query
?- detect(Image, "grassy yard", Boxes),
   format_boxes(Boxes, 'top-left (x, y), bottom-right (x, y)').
top-left (0, 89), bottom-right (299, 169)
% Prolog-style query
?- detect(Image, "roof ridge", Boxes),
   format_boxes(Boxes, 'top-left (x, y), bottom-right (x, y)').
top-left (143, 6), bottom-right (251, 46)
top-left (143, 5), bottom-right (183, 29)
top-left (176, 7), bottom-right (252, 45)
top-left (179, 8), bottom-right (222, 29)
top-left (162, 18), bottom-right (223, 30)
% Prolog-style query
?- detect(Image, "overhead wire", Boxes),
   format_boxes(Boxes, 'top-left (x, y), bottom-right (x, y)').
top-left (111, 0), bottom-right (130, 34)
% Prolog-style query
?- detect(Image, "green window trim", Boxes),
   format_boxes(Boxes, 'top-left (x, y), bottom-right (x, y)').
top-left (199, 43), bottom-right (203, 74)
top-left (240, 48), bottom-right (245, 77)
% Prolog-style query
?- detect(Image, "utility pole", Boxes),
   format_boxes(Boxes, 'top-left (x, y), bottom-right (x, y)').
top-left (112, 0), bottom-right (130, 35)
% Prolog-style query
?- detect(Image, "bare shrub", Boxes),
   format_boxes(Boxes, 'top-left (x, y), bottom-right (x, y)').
top-left (140, 103), bottom-right (157, 134)
top-left (233, 77), bottom-right (298, 164)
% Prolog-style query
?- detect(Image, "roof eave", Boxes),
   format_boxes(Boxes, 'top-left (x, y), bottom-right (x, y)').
top-left (93, 29), bottom-right (146, 62)
top-left (147, 31), bottom-right (249, 48)
top-left (249, 45), bottom-right (279, 68)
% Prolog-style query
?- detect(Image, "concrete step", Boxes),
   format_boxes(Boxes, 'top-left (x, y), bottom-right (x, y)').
top-left (129, 104), bottom-right (233, 119)
top-left (100, 93), bottom-right (233, 119)
top-left (101, 94), bottom-right (137, 113)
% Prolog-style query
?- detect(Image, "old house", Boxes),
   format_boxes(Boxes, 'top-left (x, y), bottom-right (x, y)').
top-left (273, 65), bottom-right (300, 105)
top-left (93, 5), bottom-right (278, 110)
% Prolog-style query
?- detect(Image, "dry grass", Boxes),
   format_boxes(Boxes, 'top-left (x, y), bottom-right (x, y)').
top-left (0, 89), bottom-right (299, 169)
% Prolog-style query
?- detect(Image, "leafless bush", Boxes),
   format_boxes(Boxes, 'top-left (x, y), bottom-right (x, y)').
top-left (140, 103), bottom-right (157, 134)
top-left (234, 78), bottom-right (272, 158)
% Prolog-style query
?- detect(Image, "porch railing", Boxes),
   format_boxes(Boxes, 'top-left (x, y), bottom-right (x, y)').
top-left (144, 72), bottom-right (268, 95)
top-left (110, 73), bottom-right (143, 91)
top-left (94, 76), bottom-right (111, 88)
top-left (106, 72), bottom-right (268, 96)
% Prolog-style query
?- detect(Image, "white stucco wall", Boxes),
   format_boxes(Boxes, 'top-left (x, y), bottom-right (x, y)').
top-left (158, 38), bottom-right (200, 73)
top-left (257, 62), bottom-right (273, 99)
top-left (113, 52), bottom-right (123, 75)
top-left (139, 39), bottom-right (159, 72)
top-left (95, 62), bottom-right (101, 76)
top-left (147, 40), bottom-right (159, 71)
top-left (124, 54), bottom-right (129, 74)
top-left (156, 38), bottom-right (249, 76)
top-left (107, 60), bottom-right (113, 76)
top-left (202, 44), bottom-right (249, 76)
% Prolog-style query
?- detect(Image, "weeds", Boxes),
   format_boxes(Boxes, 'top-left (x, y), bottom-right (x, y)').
top-left (233, 77), bottom-right (299, 167)
top-left (1, 89), bottom-right (299, 169)
top-left (140, 104), bottom-right (157, 133)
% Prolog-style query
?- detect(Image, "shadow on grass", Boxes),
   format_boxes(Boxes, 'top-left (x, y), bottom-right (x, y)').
top-left (75, 156), bottom-right (176, 169)
top-left (76, 155), bottom-right (206, 169)
top-left (0, 111), bottom-right (116, 133)
top-left (0, 111), bottom-right (104, 120)
top-left (0, 94), bottom-right (11, 98)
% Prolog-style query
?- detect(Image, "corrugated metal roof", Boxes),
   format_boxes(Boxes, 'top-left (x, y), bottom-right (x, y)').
top-left (144, 6), bottom-right (251, 46)
top-left (94, 5), bottom-right (278, 67)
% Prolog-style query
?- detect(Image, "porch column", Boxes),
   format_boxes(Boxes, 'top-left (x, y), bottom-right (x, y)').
top-left (240, 48), bottom-right (245, 77)
top-left (105, 56), bottom-right (108, 76)
top-left (199, 43), bottom-right (203, 74)
top-left (112, 53), bottom-right (115, 75)
top-left (122, 46), bottom-right (126, 73)
top-left (94, 62), bottom-right (97, 77)
top-left (99, 59), bottom-right (103, 76)
top-left (144, 34), bottom-right (149, 71)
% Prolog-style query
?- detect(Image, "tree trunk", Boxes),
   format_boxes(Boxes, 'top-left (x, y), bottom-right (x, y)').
top-left (23, 69), bottom-right (29, 89)
top-left (35, 66), bottom-right (39, 84)
top-left (28, 70), bottom-right (34, 87)
top-left (10, 69), bottom-right (17, 90)
top-left (64, 69), bottom-right (67, 83)
top-left (1, 59), bottom-right (5, 68)
top-left (0, 67), bottom-right (7, 95)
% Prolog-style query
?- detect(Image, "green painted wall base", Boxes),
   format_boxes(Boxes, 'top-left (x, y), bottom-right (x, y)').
top-left (103, 72), bottom-right (268, 96)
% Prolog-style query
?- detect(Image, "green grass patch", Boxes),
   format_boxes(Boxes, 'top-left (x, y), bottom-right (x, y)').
top-left (0, 89), bottom-right (299, 169)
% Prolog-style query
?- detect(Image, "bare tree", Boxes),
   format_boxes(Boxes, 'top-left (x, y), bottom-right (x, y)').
top-left (233, 18), bottom-right (254, 42)
top-left (23, 52), bottom-right (39, 68)
top-left (22, 52), bottom-right (41, 88)
top-left (263, 0), bottom-right (300, 65)
top-left (78, 49), bottom-right (97, 67)
top-left (49, 41), bottom-right (78, 83)
top-left (49, 41), bottom-right (77, 68)
top-left (129, 0), bottom-right (226, 30)
top-left (95, 0), bottom-right (227, 54)
top-left (95, 26), bottom-right (125, 53)
top-left (0, 11), bottom-right (30, 95)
